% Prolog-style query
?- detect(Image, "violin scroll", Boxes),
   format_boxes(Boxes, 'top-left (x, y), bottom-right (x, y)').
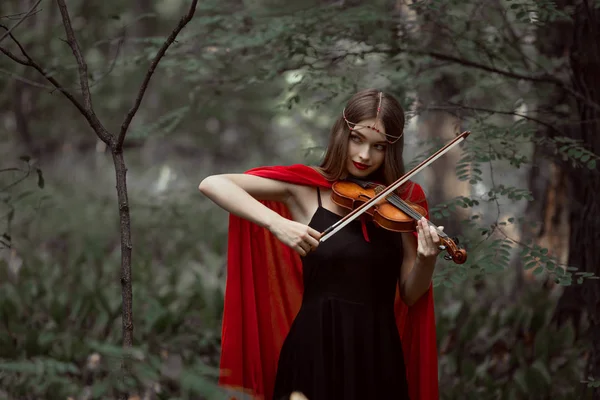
top-left (439, 236), bottom-right (467, 264)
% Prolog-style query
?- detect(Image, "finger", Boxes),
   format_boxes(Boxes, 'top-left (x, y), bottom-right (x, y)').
top-left (420, 219), bottom-right (432, 241)
top-left (430, 229), bottom-right (442, 252)
top-left (421, 220), bottom-right (438, 252)
top-left (305, 241), bottom-right (315, 253)
top-left (306, 236), bottom-right (320, 249)
top-left (297, 246), bottom-right (307, 257)
top-left (290, 392), bottom-right (308, 400)
top-left (429, 225), bottom-right (440, 242)
top-left (298, 241), bottom-right (311, 253)
top-left (416, 220), bottom-right (426, 250)
top-left (437, 225), bottom-right (444, 232)
top-left (308, 226), bottom-right (321, 239)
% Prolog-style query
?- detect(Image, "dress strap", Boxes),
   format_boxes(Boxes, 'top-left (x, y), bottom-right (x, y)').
top-left (316, 187), bottom-right (322, 207)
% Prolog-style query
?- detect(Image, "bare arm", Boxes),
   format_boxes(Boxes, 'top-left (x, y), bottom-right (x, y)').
top-left (398, 218), bottom-right (441, 306)
top-left (198, 174), bottom-right (292, 230)
top-left (198, 174), bottom-right (321, 256)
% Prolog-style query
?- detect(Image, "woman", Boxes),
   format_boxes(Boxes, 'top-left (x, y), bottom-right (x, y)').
top-left (199, 89), bottom-right (441, 400)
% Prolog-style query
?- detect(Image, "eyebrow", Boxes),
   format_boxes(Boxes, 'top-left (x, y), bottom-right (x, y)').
top-left (352, 130), bottom-right (388, 145)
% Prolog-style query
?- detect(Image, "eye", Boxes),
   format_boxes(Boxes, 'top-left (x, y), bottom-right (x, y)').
top-left (374, 144), bottom-right (387, 151)
top-left (350, 134), bottom-right (362, 143)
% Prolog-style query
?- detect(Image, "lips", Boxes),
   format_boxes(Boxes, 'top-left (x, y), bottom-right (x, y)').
top-left (353, 161), bottom-right (370, 170)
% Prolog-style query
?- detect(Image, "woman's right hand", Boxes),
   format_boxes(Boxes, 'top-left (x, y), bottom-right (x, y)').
top-left (269, 217), bottom-right (321, 257)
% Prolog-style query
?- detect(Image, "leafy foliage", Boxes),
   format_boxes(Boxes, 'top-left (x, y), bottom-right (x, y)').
top-left (435, 281), bottom-right (590, 399)
top-left (1, 0), bottom-right (599, 397)
top-left (0, 157), bottom-right (45, 250)
top-left (0, 183), bottom-right (228, 399)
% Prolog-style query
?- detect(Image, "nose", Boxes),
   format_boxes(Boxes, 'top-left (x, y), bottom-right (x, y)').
top-left (358, 144), bottom-right (370, 162)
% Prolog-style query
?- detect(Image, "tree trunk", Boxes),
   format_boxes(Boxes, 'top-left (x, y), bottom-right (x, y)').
top-left (517, 0), bottom-right (573, 293)
top-left (561, 2), bottom-right (600, 395)
top-left (413, 6), bottom-right (468, 234)
top-left (12, 81), bottom-right (38, 158)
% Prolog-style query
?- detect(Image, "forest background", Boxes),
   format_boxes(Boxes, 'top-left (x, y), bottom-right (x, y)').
top-left (1, 0), bottom-right (599, 399)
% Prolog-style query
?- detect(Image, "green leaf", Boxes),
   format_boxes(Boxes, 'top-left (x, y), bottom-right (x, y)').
top-left (588, 159), bottom-right (597, 169)
top-left (0, 360), bottom-right (39, 374)
top-left (514, 367), bottom-right (528, 393)
top-left (524, 261), bottom-right (538, 270)
top-left (532, 360), bottom-right (552, 385)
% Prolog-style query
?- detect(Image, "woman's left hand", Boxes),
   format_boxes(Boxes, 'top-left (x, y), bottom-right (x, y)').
top-left (416, 217), bottom-right (443, 261)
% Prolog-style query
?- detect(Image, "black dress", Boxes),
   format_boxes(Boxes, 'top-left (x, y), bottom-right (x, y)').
top-left (273, 188), bottom-right (410, 400)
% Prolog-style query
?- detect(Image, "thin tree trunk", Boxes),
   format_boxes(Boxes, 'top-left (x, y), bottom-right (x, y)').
top-left (12, 81), bottom-right (38, 158)
top-left (112, 149), bottom-right (134, 347)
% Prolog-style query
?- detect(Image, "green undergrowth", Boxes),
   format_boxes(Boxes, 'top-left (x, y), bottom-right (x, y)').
top-left (434, 276), bottom-right (590, 400)
top-left (0, 181), bottom-right (230, 399)
top-left (0, 173), bottom-right (591, 399)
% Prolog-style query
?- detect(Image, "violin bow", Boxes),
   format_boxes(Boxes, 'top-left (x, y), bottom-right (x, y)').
top-left (319, 130), bottom-right (471, 242)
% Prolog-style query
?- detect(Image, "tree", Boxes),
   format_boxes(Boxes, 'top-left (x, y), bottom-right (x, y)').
top-left (556, 2), bottom-right (600, 394)
top-left (1, 0), bottom-right (198, 393)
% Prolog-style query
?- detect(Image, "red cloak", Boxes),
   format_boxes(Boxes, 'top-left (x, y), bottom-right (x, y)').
top-left (218, 164), bottom-right (439, 400)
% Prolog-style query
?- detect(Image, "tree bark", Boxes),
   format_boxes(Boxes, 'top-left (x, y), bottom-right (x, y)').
top-left (517, 0), bottom-right (573, 293)
top-left (1, 0), bottom-right (199, 365)
top-left (561, 2), bottom-right (600, 395)
top-left (112, 150), bottom-right (134, 347)
top-left (410, 3), bottom-right (468, 234)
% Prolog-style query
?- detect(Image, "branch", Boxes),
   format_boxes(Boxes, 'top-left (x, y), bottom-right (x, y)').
top-left (0, 162), bottom-right (32, 192)
top-left (399, 47), bottom-right (600, 112)
top-left (55, 0), bottom-right (92, 112)
top-left (424, 102), bottom-right (562, 134)
top-left (401, 47), bottom-right (560, 84)
top-left (0, 25), bottom-right (112, 145)
top-left (117, 0), bottom-right (198, 151)
top-left (0, 0), bottom-right (43, 45)
top-left (0, 31), bottom-right (125, 92)
top-left (117, 0), bottom-right (199, 150)
top-left (0, 26), bottom-right (86, 115)
top-left (0, 67), bottom-right (54, 90)
top-left (276, 40), bottom-right (600, 112)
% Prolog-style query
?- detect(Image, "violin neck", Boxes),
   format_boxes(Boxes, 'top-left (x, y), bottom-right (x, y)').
top-left (387, 192), bottom-right (449, 238)
top-left (344, 177), bottom-right (448, 238)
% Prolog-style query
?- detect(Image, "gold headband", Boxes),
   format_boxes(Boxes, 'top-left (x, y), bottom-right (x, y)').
top-left (342, 92), bottom-right (403, 144)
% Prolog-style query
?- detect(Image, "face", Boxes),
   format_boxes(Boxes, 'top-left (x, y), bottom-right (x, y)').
top-left (346, 118), bottom-right (388, 177)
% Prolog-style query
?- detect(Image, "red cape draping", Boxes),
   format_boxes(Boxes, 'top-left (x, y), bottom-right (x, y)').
top-left (218, 164), bottom-right (439, 400)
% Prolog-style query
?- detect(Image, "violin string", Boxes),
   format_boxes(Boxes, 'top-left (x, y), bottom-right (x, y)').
top-left (386, 193), bottom-right (450, 239)
top-left (322, 132), bottom-right (469, 243)
top-left (356, 178), bottom-right (450, 239)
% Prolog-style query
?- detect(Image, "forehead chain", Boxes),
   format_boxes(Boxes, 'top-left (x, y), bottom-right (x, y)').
top-left (342, 91), bottom-right (403, 144)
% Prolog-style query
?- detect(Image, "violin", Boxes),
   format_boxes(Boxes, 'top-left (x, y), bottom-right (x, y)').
top-left (319, 130), bottom-right (470, 257)
top-left (330, 177), bottom-right (468, 264)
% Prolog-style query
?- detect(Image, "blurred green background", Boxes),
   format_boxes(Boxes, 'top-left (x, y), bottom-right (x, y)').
top-left (1, 0), bottom-right (599, 399)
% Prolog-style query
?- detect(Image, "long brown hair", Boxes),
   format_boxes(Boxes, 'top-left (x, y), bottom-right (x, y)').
top-left (318, 89), bottom-right (406, 186)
